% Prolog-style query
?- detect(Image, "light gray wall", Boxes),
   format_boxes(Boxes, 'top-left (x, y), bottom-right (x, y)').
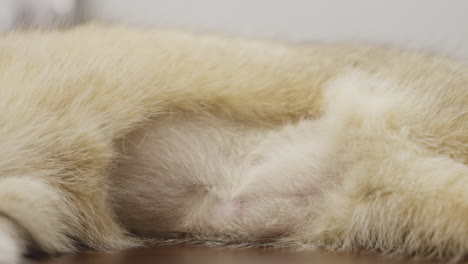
top-left (83, 0), bottom-right (468, 61)
top-left (1, 0), bottom-right (467, 61)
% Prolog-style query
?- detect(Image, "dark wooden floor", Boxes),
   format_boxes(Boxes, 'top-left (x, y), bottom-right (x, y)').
top-left (32, 246), bottom-right (451, 264)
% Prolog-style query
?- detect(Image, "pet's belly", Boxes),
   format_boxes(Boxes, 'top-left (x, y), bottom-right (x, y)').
top-left (110, 115), bottom-right (336, 240)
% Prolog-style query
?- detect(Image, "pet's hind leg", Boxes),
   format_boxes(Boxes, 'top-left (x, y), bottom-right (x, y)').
top-left (293, 139), bottom-right (468, 259)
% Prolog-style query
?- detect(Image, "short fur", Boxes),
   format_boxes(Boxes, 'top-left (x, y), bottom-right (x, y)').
top-left (0, 24), bottom-right (466, 262)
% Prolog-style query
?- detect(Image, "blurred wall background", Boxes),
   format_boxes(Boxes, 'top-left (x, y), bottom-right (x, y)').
top-left (1, 0), bottom-right (467, 61)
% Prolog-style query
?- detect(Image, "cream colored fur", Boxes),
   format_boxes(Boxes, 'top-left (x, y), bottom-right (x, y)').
top-left (0, 24), bottom-right (466, 262)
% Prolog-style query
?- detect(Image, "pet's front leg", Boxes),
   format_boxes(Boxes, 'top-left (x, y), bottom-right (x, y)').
top-left (0, 216), bottom-right (25, 263)
top-left (0, 177), bottom-right (76, 261)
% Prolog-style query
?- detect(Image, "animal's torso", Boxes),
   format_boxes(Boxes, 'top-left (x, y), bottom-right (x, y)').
top-left (0, 26), bottom-right (466, 261)
top-left (109, 66), bottom-right (467, 244)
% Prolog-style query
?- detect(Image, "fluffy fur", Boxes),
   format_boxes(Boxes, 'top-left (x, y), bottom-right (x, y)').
top-left (0, 24), bottom-right (466, 262)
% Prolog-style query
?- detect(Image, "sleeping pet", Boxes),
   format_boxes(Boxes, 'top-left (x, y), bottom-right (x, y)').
top-left (0, 24), bottom-right (466, 263)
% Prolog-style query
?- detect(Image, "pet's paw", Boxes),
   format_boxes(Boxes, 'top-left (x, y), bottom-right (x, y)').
top-left (0, 217), bottom-right (25, 264)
